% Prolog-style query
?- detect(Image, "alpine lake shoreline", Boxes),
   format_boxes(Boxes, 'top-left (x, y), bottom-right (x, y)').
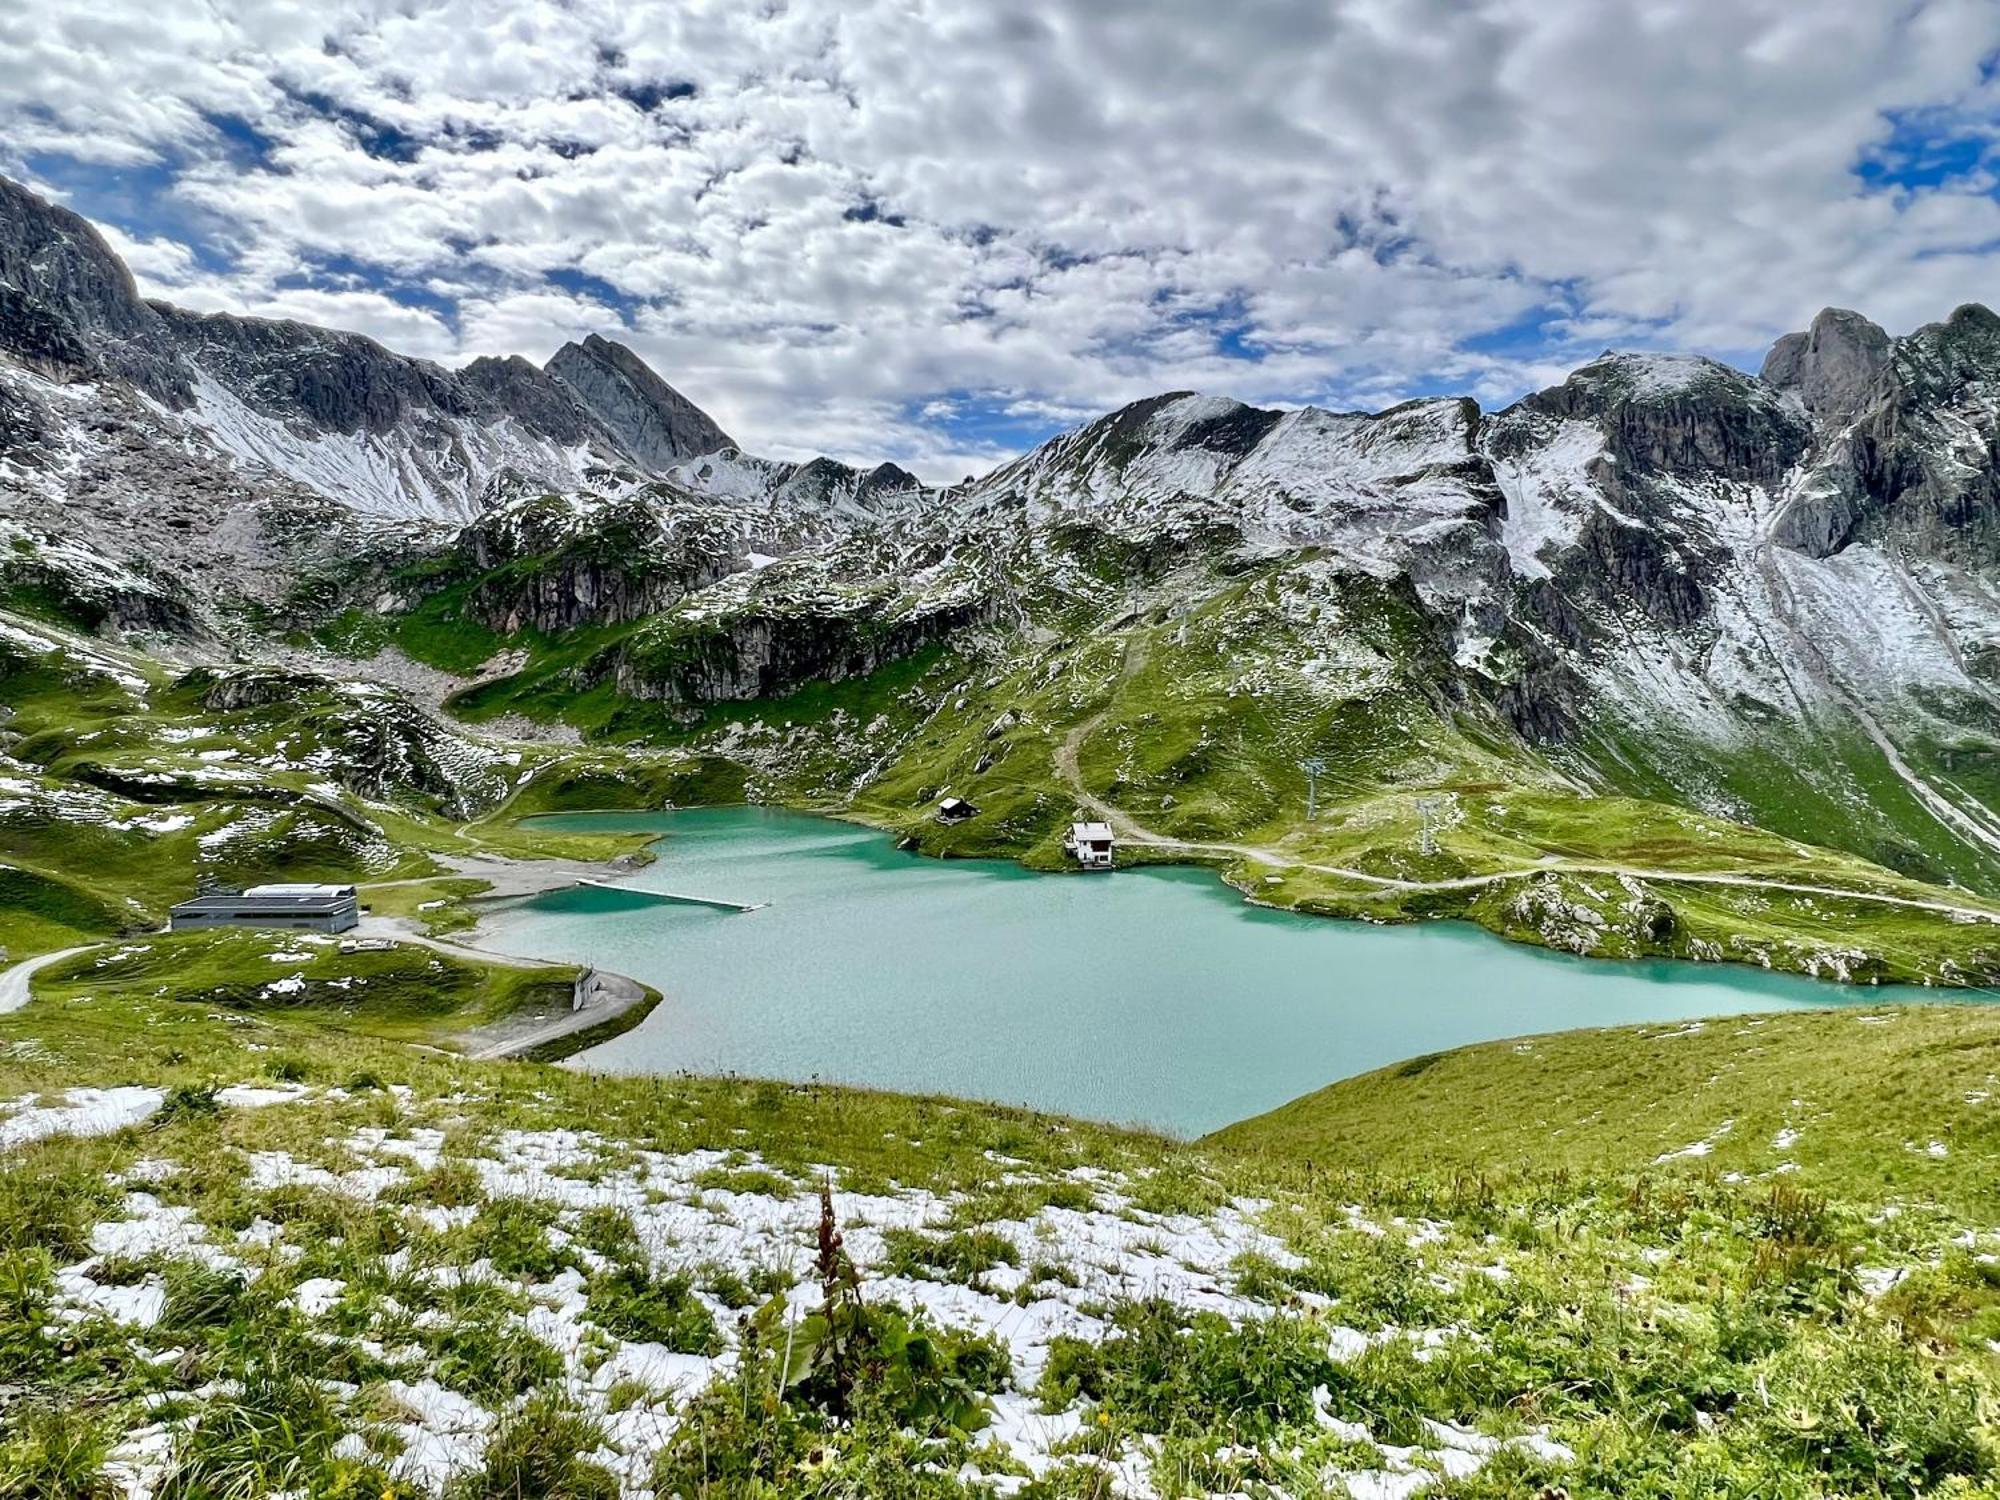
top-left (457, 803), bottom-right (1972, 1136)
top-left (7, 800), bottom-right (2000, 1497)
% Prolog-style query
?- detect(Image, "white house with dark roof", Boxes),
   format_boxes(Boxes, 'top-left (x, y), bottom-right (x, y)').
top-left (1064, 820), bottom-right (1115, 869)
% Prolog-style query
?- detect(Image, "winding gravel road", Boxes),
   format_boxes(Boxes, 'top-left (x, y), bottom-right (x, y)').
top-left (1052, 633), bottom-right (2000, 927)
top-left (0, 945), bottom-right (96, 1015)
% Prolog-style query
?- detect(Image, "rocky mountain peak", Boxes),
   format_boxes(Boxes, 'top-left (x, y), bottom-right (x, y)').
top-left (1552, 350), bottom-right (1750, 406)
top-left (1761, 307), bottom-right (1893, 426)
top-left (1149, 394), bottom-right (1286, 456)
top-left (1893, 302), bottom-right (2000, 398)
top-left (862, 461), bottom-right (921, 494)
top-left (0, 175), bottom-right (187, 401)
top-left (0, 176), bottom-right (754, 520)
top-left (545, 334), bottom-right (735, 467)
top-left (458, 354), bottom-right (602, 446)
top-left (1504, 349), bottom-right (1808, 490)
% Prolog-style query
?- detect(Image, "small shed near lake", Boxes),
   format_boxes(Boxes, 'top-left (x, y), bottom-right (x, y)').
top-left (1064, 821), bottom-right (1115, 870)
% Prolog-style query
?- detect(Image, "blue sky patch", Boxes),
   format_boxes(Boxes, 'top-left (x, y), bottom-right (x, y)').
top-left (543, 267), bottom-right (644, 320)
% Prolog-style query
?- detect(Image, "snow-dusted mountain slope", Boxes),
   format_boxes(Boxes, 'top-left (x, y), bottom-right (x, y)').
top-left (951, 320), bottom-right (2000, 752)
top-left (972, 390), bottom-right (1499, 583)
top-left (925, 314), bottom-right (2000, 883)
top-left (13, 170), bottom-right (2000, 886)
top-left (0, 176), bottom-right (734, 523)
top-left (0, 175), bottom-right (947, 564)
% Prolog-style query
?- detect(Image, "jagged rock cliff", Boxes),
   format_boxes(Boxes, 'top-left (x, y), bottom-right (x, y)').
top-left (1762, 307), bottom-right (1895, 427)
top-left (608, 583), bottom-right (1002, 710)
top-left (546, 334), bottom-right (736, 467)
top-left (185, 665), bottom-right (513, 818)
top-left (0, 176), bottom-right (189, 400)
top-left (0, 175), bottom-right (739, 525)
top-left (453, 492), bottom-right (743, 635)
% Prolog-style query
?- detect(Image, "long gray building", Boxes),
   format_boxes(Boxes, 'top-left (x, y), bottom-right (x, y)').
top-left (168, 884), bottom-right (360, 934)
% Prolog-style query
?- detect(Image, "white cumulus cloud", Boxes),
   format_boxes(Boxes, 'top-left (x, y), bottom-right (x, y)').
top-left (3, 0), bottom-right (1998, 478)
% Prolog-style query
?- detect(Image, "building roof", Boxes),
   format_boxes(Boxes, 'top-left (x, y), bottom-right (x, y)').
top-left (1071, 821), bottom-right (1114, 841)
top-left (171, 892), bottom-right (357, 916)
top-left (242, 882), bottom-right (358, 898)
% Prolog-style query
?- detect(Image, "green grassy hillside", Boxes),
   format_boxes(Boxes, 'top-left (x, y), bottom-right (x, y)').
top-left (4, 980), bottom-right (2000, 1498)
top-left (33, 928), bottom-right (590, 1047)
top-left (1211, 1004), bottom-right (2000, 1212)
top-left (827, 567), bottom-right (2000, 985)
top-left (0, 609), bottom-right (707, 959)
top-left (17, 555), bottom-right (2000, 987)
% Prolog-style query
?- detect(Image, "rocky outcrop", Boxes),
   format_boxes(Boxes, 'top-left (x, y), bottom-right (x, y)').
top-left (189, 666), bottom-right (331, 713)
top-left (183, 665), bottom-right (509, 817)
top-left (862, 461), bottom-right (922, 496)
top-left (1761, 307), bottom-right (1894, 427)
top-left (1507, 353), bottom-right (1812, 489)
top-left (444, 493), bottom-right (741, 634)
top-left (0, 177), bottom-right (187, 400)
top-left (1477, 356), bottom-right (1811, 652)
top-left (465, 544), bottom-right (734, 636)
top-left (778, 456), bottom-right (902, 511)
top-left (546, 334), bottom-right (735, 467)
top-left (1849, 305), bottom-right (2000, 565)
top-left (1769, 303), bottom-right (2000, 563)
top-left (4, 556), bottom-right (200, 636)
top-left (608, 592), bottom-right (999, 708)
top-left (155, 305), bottom-right (478, 436)
top-left (1006, 391), bottom-right (1286, 486)
top-left (459, 355), bottom-right (603, 446)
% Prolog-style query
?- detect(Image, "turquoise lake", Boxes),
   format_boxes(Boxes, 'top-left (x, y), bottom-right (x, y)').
top-left (474, 806), bottom-right (1940, 1136)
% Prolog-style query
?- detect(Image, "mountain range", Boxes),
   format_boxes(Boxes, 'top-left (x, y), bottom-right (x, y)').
top-left (10, 171), bottom-right (2000, 976)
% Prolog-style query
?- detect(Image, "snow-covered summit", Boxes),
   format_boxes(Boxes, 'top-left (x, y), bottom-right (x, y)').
top-left (0, 175), bottom-right (742, 522)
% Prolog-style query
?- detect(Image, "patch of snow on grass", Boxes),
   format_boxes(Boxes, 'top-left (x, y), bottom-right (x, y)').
top-left (1858, 1265), bottom-right (1909, 1297)
top-left (0, 1085), bottom-right (165, 1151)
top-left (1654, 1119), bottom-right (1735, 1163)
top-left (215, 1081), bottom-right (314, 1109)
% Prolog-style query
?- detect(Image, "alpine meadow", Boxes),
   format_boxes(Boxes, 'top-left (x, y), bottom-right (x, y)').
top-left (6, 4), bottom-right (2000, 1497)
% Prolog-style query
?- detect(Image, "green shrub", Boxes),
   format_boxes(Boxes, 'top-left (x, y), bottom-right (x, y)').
top-left (152, 1083), bottom-right (221, 1129)
top-left (155, 1361), bottom-right (343, 1500)
top-left (694, 1165), bottom-right (796, 1199)
top-left (0, 1144), bottom-right (121, 1259)
top-left (1036, 1300), bottom-right (1333, 1440)
top-left (1745, 1331), bottom-right (1991, 1494)
top-left (450, 1392), bottom-right (617, 1500)
top-left (571, 1204), bottom-right (641, 1261)
top-left (469, 1197), bottom-right (570, 1280)
top-left (426, 1312), bottom-right (565, 1402)
top-left (653, 1295), bottom-right (1008, 1499)
top-left (0, 1401), bottom-right (115, 1499)
top-left (880, 1227), bottom-right (1018, 1283)
top-left (584, 1264), bottom-right (721, 1354)
top-left (382, 1158), bottom-right (486, 1211)
top-left (158, 1261), bottom-right (248, 1336)
top-left (700, 1264), bottom-right (758, 1309)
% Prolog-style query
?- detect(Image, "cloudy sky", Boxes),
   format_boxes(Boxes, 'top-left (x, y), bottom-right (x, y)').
top-left (5, 1), bottom-right (1999, 479)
